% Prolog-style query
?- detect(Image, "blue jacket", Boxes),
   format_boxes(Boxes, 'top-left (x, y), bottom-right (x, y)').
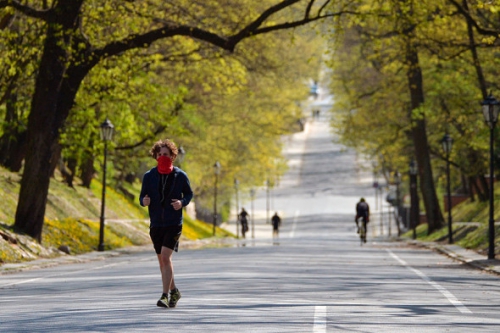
top-left (139, 166), bottom-right (193, 227)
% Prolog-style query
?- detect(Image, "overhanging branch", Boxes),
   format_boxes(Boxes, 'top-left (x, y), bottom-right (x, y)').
top-left (90, 1), bottom-right (354, 69)
top-left (447, 0), bottom-right (500, 37)
top-left (0, 0), bottom-right (51, 20)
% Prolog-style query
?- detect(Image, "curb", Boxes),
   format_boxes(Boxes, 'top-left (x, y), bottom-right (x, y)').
top-left (405, 239), bottom-right (500, 276)
top-left (0, 237), bottom-right (238, 275)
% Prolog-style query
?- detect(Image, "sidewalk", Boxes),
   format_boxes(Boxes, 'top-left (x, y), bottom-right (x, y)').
top-left (405, 238), bottom-right (500, 276)
top-left (0, 245), bottom-right (149, 274)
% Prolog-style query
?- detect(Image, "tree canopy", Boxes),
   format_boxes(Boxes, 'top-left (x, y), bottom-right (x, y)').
top-left (323, 0), bottom-right (500, 233)
top-left (0, 0), bottom-right (330, 241)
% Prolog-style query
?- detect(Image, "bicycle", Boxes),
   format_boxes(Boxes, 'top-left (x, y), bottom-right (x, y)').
top-left (359, 221), bottom-right (366, 245)
top-left (356, 216), bottom-right (368, 245)
top-left (241, 221), bottom-right (248, 239)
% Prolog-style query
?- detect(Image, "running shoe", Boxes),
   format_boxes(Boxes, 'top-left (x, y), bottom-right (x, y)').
top-left (157, 294), bottom-right (169, 308)
top-left (168, 288), bottom-right (182, 308)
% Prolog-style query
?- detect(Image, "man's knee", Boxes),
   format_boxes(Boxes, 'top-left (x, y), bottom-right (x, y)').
top-left (160, 247), bottom-right (173, 264)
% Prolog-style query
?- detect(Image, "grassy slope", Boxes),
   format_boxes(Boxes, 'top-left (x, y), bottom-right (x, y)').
top-left (0, 166), bottom-right (234, 263)
top-left (403, 188), bottom-right (500, 256)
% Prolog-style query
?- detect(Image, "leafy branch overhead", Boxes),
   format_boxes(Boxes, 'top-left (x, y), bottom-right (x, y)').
top-left (0, 0), bottom-right (330, 241)
top-left (1, 0), bottom-right (342, 61)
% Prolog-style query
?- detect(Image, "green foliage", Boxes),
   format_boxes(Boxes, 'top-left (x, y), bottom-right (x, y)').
top-left (323, 0), bottom-right (500, 216)
top-left (1, 0), bottom-right (328, 241)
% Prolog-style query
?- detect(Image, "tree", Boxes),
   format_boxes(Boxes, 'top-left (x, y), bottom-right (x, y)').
top-left (325, 0), bottom-right (500, 233)
top-left (0, 10), bottom-right (43, 171)
top-left (325, 0), bottom-right (446, 232)
top-left (0, 0), bottom-right (340, 241)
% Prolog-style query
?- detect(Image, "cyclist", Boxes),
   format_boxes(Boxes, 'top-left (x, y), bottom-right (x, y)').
top-left (239, 208), bottom-right (249, 238)
top-left (355, 198), bottom-right (370, 243)
top-left (271, 212), bottom-right (281, 238)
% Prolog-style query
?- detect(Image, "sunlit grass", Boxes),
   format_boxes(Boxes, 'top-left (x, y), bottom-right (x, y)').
top-left (0, 166), bottom-right (234, 263)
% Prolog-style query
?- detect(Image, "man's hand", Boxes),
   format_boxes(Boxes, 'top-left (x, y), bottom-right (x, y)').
top-left (143, 195), bottom-right (150, 206)
top-left (171, 199), bottom-right (182, 210)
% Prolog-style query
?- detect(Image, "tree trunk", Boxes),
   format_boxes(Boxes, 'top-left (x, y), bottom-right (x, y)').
top-left (80, 138), bottom-right (96, 188)
top-left (13, 1), bottom-right (86, 242)
top-left (405, 38), bottom-right (444, 234)
top-left (10, 0), bottom-right (329, 241)
top-left (49, 141), bottom-right (62, 178)
top-left (0, 89), bottom-right (27, 171)
top-left (462, 0), bottom-right (490, 203)
top-left (64, 157), bottom-right (77, 188)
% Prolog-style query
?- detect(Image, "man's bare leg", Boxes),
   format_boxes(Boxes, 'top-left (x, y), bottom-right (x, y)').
top-left (157, 246), bottom-right (175, 293)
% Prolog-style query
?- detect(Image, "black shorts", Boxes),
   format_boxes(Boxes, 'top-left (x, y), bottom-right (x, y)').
top-left (149, 225), bottom-right (182, 254)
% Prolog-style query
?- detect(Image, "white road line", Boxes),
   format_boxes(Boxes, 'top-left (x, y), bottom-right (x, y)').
top-left (387, 249), bottom-right (472, 314)
top-left (313, 305), bottom-right (326, 333)
top-left (290, 210), bottom-right (300, 238)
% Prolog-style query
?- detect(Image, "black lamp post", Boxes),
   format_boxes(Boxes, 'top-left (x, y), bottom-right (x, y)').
top-left (266, 179), bottom-right (270, 224)
top-left (441, 134), bottom-right (453, 244)
top-left (213, 161), bottom-right (221, 236)
top-left (250, 188), bottom-right (256, 239)
top-left (481, 94), bottom-right (500, 259)
top-left (98, 119), bottom-right (114, 251)
top-left (394, 171), bottom-right (401, 236)
top-left (176, 146), bottom-right (186, 167)
top-left (409, 160), bottom-right (419, 240)
top-left (234, 179), bottom-right (239, 239)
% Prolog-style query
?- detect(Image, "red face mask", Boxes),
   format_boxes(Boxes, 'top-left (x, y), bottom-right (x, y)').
top-left (157, 155), bottom-right (173, 174)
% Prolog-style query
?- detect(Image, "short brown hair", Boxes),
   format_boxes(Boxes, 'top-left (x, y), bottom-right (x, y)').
top-left (149, 139), bottom-right (178, 160)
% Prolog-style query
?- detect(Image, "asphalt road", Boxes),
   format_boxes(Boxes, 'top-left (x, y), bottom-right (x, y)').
top-left (1, 114), bottom-right (500, 332)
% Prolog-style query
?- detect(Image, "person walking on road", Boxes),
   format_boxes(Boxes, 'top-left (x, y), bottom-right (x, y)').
top-left (140, 139), bottom-right (193, 308)
top-left (355, 198), bottom-right (370, 242)
top-left (271, 212), bottom-right (282, 238)
top-left (239, 208), bottom-right (249, 238)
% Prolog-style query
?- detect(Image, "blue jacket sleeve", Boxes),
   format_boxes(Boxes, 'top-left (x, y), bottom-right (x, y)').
top-left (181, 173), bottom-right (193, 207)
top-left (139, 172), bottom-right (149, 207)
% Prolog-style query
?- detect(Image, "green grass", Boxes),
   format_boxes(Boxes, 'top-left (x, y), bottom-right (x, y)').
top-left (0, 166), bottom-right (234, 264)
top-left (402, 186), bottom-right (500, 256)
top-left (183, 216), bottom-right (234, 239)
top-left (402, 222), bottom-right (500, 256)
top-left (43, 218), bottom-right (134, 254)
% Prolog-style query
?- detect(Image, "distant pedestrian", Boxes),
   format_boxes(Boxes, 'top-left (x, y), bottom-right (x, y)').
top-left (140, 139), bottom-right (193, 308)
top-left (239, 208), bottom-right (249, 238)
top-left (271, 212), bottom-right (281, 238)
top-left (355, 198), bottom-right (370, 242)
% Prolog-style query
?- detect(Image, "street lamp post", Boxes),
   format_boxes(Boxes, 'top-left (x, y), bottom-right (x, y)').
top-left (234, 179), bottom-right (239, 239)
top-left (441, 134), bottom-right (454, 244)
top-left (213, 161), bottom-right (221, 236)
top-left (409, 160), bottom-right (419, 240)
top-left (250, 188), bottom-right (256, 239)
top-left (98, 119), bottom-right (114, 251)
top-left (266, 179), bottom-right (270, 224)
top-left (481, 94), bottom-right (500, 259)
top-left (176, 146), bottom-right (186, 167)
top-left (379, 186), bottom-right (384, 236)
top-left (394, 171), bottom-right (402, 236)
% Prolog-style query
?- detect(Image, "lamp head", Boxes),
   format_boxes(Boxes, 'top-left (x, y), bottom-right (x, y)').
top-left (177, 146), bottom-right (186, 163)
top-left (99, 118), bottom-right (114, 141)
top-left (481, 93), bottom-right (500, 128)
top-left (214, 161), bottom-right (221, 175)
top-left (409, 160), bottom-right (418, 175)
top-left (441, 134), bottom-right (453, 155)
